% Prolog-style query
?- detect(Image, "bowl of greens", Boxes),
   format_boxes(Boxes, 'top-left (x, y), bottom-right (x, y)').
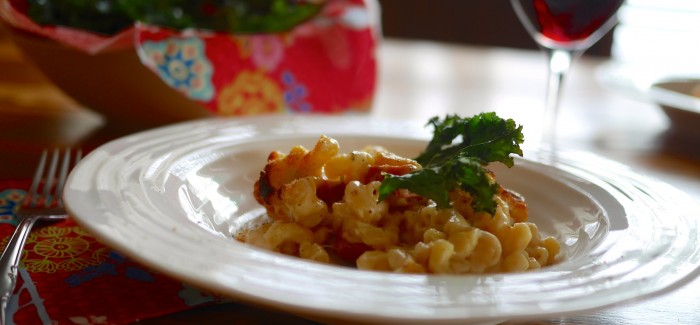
top-left (25, 0), bottom-right (326, 36)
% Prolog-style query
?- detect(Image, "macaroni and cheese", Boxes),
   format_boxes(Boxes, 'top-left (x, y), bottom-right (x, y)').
top-left (237, 135), bottom-right (560, 274)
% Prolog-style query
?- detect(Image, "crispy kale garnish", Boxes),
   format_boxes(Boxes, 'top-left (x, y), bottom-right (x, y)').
top-left (378, 112), bottom-right (524, 214)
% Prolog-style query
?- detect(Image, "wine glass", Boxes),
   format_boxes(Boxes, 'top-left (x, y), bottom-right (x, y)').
top-left (510, 0), bottom-right (624, 152)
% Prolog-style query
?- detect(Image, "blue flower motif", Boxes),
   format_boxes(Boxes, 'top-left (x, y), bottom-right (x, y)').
top-left (125, 266), bottom-right (155, 282)
top-left (0, 189), bottom-right (25, 225)
top-left (281, 71), bottom-right (312, 112)
top-left (139, 38), bottom-right (215, 102)
top-left (63, 250), bottom-right (156, 287)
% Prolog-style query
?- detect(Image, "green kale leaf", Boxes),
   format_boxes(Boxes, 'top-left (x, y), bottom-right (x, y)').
top-left (378, 112), bottom-right (524, 214)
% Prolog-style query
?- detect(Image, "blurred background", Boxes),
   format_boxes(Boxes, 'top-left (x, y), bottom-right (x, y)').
top-left (377, 1), bottom-right (615, 57)
top-left (378, 0), bottom-right (700, 79)
top-left (4, 1), bottom-right (598, 148)
top-left (2, 0), bottom-right (700, 141)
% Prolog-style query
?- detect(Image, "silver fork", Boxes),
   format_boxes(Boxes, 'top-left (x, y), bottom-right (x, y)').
top-left (0, 148), bottom-right (81, 325)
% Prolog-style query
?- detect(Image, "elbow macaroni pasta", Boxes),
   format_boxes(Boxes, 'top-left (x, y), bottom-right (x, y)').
top-left (239, 135), bottom-right (561, 274)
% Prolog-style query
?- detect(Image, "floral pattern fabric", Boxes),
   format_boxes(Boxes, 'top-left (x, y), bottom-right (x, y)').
top-left (0, 182), bottom-right (219, 325)
top-left (136, 0), bottom-right (377, 116)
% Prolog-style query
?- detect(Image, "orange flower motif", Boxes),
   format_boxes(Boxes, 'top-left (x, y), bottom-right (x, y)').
top-left (34, 237), bottom-right (89, 258)
top-left (217, 70), bottom-right (286, 116)
top-left (23, 259), bottom-right (59, 273)
top-left (59, 257), bottom-right (101, 272)
top-left (36, 226), bottom-right (72, 238)
top-left (73, 226), bottom-right (92, 237)
top-left (91, 246), bottom-right (112, 260)
top-left (12, 225), bottom-right (104, 273)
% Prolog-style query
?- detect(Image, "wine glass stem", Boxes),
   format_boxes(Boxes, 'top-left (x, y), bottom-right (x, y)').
top-left (542, 48), bottom-right (578, 152)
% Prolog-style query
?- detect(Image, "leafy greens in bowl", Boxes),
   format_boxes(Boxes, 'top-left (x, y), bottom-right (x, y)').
top-left (26, 0), bottom-right (326, 35)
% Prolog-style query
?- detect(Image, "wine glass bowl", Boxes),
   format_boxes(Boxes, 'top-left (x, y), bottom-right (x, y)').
top-left (511, 0), bottom-right (624, 151)
top-left (513, 0), bottom-right (624, 51)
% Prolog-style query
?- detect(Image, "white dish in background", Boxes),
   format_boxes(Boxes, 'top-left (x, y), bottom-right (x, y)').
top-left (596, 60), bottom-right (700, 100)
top-left (597, 62), bottom-right (700, 140)
top-left (63, 115), bottom-right (700, 325)
top-left (648, 78), bottom-right (700, 139)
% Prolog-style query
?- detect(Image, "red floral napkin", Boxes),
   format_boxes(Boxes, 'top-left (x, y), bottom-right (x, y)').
top-left (0, 180), bottom-right (220, 325)
top-left (134, 0), bottom-right (378, 116)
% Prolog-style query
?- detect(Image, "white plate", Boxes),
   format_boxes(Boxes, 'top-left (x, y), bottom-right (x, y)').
top-left (64, 115), bottom-right (700, 325)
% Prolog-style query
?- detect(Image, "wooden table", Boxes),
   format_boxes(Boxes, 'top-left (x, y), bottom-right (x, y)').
top-left (2, 30), bottom-right (699, 324)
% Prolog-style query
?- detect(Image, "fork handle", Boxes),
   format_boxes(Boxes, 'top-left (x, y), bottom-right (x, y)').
top-left (0, 216), bottom-right (39, 325)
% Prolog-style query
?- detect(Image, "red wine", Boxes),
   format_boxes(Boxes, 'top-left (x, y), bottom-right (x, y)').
top-left (514, 0), bottom-right (623, 43)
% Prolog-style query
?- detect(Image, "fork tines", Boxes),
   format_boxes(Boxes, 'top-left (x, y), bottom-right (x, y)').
top-left (24, 148), bottom-right (82, 209)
